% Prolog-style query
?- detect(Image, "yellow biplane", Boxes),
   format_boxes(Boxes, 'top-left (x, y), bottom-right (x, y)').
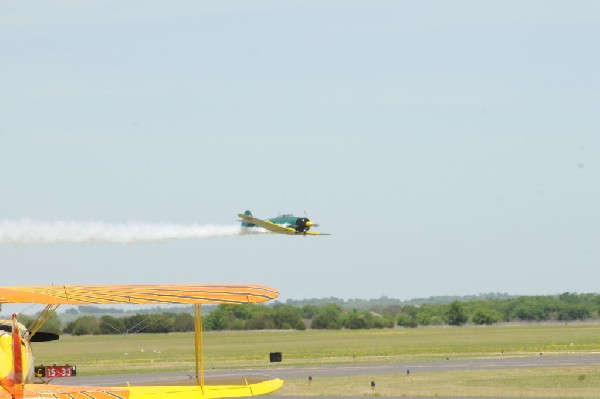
top-left (0, 284), bottom-right (282, 399)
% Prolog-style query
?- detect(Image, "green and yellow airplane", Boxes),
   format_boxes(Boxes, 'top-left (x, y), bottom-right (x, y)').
top-left (238, 210), bottom-right (329, 236)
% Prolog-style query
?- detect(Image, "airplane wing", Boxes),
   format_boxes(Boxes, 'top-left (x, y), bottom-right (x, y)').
top-left (257, 221), bottom-right (329, 236)
top-left (1, 379), bottom-right (284, 399)
top-left (0, 284), bottom-right (278, 305)
top-left (1, 384), bottom-right (129, 399)
top-left (303, 231), bottom-right (329, 236)
top-left (128, 379), bottom-right (283, 399)
top-left (251, 219), bottom-right (297, 234)
top-left (238, 214), bottom-right (296, 234)
top-left (238, 214), bottom-right (328, 235)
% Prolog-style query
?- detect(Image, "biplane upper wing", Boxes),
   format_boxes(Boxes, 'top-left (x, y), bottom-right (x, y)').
top-left (0, 284), bottom-right (278, 305)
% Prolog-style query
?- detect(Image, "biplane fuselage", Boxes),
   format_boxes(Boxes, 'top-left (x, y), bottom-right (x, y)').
top-left (0, 318), bottom-right (34, 389)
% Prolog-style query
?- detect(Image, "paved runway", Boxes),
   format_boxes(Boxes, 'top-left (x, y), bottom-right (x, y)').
top-left (51, 354), bottom-right (600, 398)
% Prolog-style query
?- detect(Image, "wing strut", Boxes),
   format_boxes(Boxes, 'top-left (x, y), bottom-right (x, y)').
top-left (27, 304), bottom-right (60, 342)
top-left (194, 304), bottom-right (204, 393)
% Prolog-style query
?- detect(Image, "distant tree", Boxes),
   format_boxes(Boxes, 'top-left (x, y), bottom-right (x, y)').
top-left (229, 319), bottom-right (246, 330)
top-left (301, 305), bottom-right (320, 319)
top-left (65, 316), bottom-right (100, 335)
top-left (416, 312), bottom-right (433, 326)
top-left (245, 306), bottom-right (276, 330)
top-left (402, 305), bottom-right (420, 319)
top-left (447, 301), bottom-right (468, 326)
top-left (230, 304), bottom-right (255, 320)
top-left (78, 305), bottom-right (124, 314)
top-left (172, 313), bottom-right (195, 332)
top-left (124, 314), bottom-right (148, 334)
top-left (204, 307), bottom-right (230, 331)
top-left (397, 314), bottom-right (417, 328)
top-left (380, 305), bottom-right (403, 319)
top-left (246, 314), bottom-right (276, 330)
top-left (311, 304), bottom-right (342, 329)
top-left (372, 315), bottom-right (395, 328)
top-left (273, 305), bottom-right (305, 330)
top-left (559, 292), bottom-right (579, 303)
top-left (396, 314), bottom-right (410, 326)
top-left (144, 314), bottom-right (173, 333)
top-left (472, 309), bottom-right (500, 325)
top-left (123, 314), bottom-right (172, 334)
top-left (509, 297), bottom-right (551, 321)
top-left (557, 304), bottom-right (591, 321)
top-left (99, 315), bottom-right (126, 334)
top-left (343, 309), bottom-right (369, 329)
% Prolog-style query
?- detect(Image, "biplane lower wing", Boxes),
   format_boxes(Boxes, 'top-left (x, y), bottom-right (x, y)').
top-left (0, 385), bottom-right (129, 399)
top-left (0, 379), bottom-right (284, 399)
top-left (127, 379), bottom-right (284, 399)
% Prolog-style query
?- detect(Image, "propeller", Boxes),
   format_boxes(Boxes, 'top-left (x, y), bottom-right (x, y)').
top-left (300, 211), bottom-right (321, 229)
top-left (296, 218), bottom-right (314, 233)
top-left (29, 331), bottom-right (59, 342)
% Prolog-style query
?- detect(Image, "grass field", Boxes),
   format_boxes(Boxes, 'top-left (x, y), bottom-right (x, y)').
top-left (31, 324), bottom-right (600, 397)
top-left (279, 367), bottom-right (600, 398)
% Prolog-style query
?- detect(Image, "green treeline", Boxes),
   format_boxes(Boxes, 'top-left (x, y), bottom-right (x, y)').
top-left (13, 292), bottom-right (600, 335)
top-left (394, 292), bottom-right (600, 327)
top-left (62, 313), bottom-right (196, 335)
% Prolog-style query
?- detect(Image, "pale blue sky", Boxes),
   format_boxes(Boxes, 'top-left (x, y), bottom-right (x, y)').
top-left (1, 1), bottom-right (598, 303)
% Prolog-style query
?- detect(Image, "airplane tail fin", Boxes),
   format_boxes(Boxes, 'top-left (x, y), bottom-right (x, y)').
top-left (241, 210), bottom-right (255, 228)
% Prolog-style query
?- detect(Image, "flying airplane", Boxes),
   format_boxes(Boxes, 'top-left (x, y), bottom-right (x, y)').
top-left (0, 284), bottom-right (282, 399)
top-left (238, 210), bottom-right (329, 236)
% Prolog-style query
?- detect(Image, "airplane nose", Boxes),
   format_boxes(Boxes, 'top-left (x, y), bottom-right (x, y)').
top-left (305, 220), bottom-right (313, 227)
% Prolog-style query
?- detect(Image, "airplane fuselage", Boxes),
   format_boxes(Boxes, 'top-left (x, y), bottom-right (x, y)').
top-left (243, 214), bottom-right (313, 233)
top-left (238, 210), bottom-right (324, 235)
top-left (0, 318), bottom-right (35, 395)
top-left (268, 215), bottom-right (313, 233)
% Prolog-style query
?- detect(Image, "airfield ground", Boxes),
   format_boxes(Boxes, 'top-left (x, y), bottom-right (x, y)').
top-left (37, 324), bottom-right (600, 398)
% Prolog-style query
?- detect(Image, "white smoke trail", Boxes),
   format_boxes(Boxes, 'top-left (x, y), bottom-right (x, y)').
top-left (0, 219), bottom-right (266, 244)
